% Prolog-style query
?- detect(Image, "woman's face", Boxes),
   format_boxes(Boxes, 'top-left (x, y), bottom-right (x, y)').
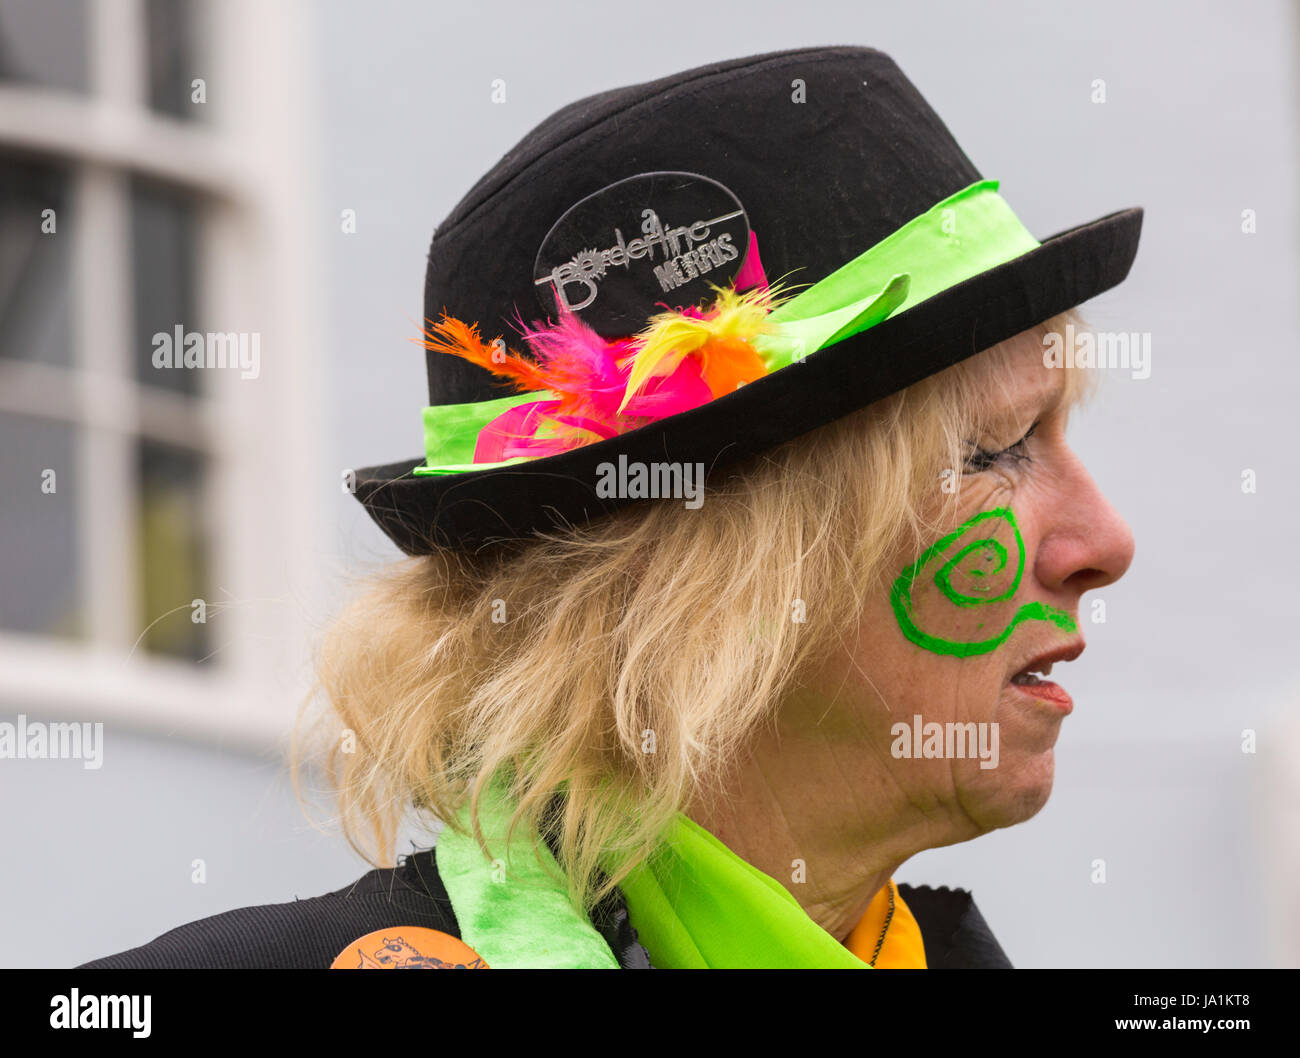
top-left (806, 327), bottom-right (1135, 844)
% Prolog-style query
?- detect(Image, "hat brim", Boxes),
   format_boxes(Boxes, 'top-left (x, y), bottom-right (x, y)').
top-left (353, 206), bottom-right (1143, 555)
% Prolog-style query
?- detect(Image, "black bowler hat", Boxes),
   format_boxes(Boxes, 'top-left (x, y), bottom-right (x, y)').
top-left (352, 45), bottom-right (1143, 555)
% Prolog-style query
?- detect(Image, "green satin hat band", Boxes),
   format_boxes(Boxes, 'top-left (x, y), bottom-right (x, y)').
top-left (415, 178), bottom-right (1041, 476)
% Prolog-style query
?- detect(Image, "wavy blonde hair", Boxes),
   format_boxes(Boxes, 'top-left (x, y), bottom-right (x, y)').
top-left (293, 308), bottom-right (1095, 914)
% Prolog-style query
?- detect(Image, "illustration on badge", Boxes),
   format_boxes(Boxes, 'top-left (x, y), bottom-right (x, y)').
top-left (330, 927), bottom-right (490, 969)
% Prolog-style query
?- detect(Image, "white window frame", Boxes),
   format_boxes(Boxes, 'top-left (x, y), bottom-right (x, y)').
top-left (0, 0), bottom-right (325, 749)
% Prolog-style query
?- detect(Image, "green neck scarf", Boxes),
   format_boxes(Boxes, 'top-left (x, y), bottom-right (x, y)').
top-left (616, 812), bottom-right (871, 969)
top-left (434, 777), bottom-right (620, 969)
top-left (436, 775), bottom-right (870, 968)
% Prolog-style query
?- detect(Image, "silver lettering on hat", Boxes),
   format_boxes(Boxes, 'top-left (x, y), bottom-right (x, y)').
top-left (532, 172), bottom-right (751, 335)
top-left (652, 230), bottom-right (739, 293)
top-left (538, 207), bottom-right (744, 311)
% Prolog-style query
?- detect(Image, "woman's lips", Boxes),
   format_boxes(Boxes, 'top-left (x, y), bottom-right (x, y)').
top-left (1007, 642), bottom-right (1083, 715)
top-left (1009, 673), bottom-right (1074, 713)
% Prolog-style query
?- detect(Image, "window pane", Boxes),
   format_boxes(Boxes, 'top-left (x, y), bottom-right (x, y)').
top-left (0, 153), bottom-right (74, 367)
top-left (131, 176), bottom-right (201, 396)
top-left (136, 439), bottom-right (211, 661)
top-left (0, 413), bottom-right (82, 639)
top-left (146, 0), bottom-right (204, 120)
top-left (0, 0), bottom-right (88, 93)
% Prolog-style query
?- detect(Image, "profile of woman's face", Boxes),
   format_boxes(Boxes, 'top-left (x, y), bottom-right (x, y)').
top-left (804, 326), bottom-right (1135, 845)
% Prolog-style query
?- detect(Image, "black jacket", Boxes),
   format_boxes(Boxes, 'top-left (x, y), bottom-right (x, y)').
top-left (77, 846), bottom-right (1013, 969)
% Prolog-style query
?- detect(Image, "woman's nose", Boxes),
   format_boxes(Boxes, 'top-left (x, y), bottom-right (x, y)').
top-left (1032, 453), bottom-right (1136, 599)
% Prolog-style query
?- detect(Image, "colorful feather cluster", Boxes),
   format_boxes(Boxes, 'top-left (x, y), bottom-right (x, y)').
top-left (420, 284), bottom-right (785, 464)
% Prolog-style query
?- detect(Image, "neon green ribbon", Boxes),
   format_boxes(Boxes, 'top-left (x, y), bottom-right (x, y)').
top-left (754, 178), bottom-right (1040, 366)
top-left (435, 773), bottom-right (872, 968)
top-left (435, 774), bottom-right (621, 969)
top-left (418, 392), bottom-right (541, 474)
top-left (415, 179), bottom-right (1039, 476)
top-left (752, 272), bottom-right (911, 370)
top-left (614, 812), bottom-right (871, 968)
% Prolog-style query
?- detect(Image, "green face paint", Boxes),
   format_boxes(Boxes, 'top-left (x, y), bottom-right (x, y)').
top-left (889, 506), bottom-right (1076, 658)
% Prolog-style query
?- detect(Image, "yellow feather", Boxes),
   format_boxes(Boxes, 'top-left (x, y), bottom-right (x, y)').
top-left (617, 285), bottom-right (785, 413)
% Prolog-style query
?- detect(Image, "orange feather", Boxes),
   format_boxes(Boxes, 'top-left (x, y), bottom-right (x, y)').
top-left (695, 336), bottom-right (768, 398)
top-left (419, 314), bottom-right (551, 393)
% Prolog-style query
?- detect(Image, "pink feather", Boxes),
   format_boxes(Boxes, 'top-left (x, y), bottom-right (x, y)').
top-left (456, 242), bottom-right (775, 461)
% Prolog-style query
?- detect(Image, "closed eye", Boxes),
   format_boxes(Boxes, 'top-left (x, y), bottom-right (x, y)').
top-left (962, 420), bottom-right (1039, 474)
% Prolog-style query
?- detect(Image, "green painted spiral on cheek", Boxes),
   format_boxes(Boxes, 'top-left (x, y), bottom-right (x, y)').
top-left (936, 537), bottom-right (1014, 606)
top-left (889, 506), bottom-right (1076, 657)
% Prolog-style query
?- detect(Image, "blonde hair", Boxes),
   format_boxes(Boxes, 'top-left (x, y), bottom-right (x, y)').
top-left (293, 308), bottom-right (1096, 913)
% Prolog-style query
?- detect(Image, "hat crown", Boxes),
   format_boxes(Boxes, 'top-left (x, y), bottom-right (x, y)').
top-left (422, 45), bottom-right (981, 407)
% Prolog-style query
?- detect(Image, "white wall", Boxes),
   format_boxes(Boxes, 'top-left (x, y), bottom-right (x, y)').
top-left (3, 731), bottom-right (373, 968)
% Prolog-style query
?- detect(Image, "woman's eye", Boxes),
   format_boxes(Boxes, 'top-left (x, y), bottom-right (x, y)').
top-left (962, 421), bottom-right (1038, 475)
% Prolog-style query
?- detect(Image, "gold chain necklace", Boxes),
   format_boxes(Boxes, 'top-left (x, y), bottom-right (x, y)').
top-left (868, 880), bottom-right (896, 967)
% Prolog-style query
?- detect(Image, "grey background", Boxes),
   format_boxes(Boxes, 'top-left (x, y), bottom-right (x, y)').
top-left (4, 0), bottom-right (1298, 967)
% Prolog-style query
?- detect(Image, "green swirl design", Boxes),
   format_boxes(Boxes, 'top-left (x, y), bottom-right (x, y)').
top-left (889, 506), bottom-right (1076, 657)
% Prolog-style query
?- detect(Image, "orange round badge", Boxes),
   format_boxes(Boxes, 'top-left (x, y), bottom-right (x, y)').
top-left (330, 927), bottom-right (489, 969)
